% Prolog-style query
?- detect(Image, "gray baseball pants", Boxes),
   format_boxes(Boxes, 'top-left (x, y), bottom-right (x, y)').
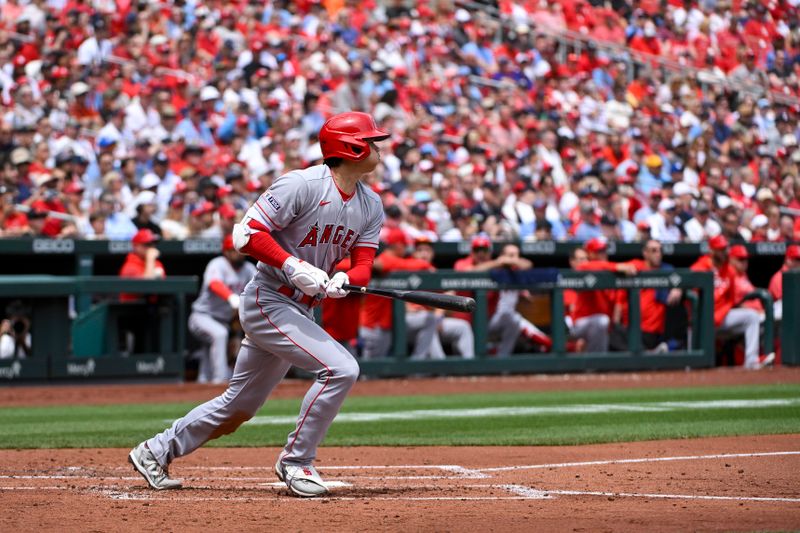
top-left (359, 312), bottom-right (439, 359)
top-left (188, 312), bottom-right (231, 384)
top-left (147, 280), bottom-right (359, 468)
top-left (572, 313), bottom-right (611, 353)
top-left (718, 307), bottom-right (761, 368)
top-left (430, 317), bottom-right (475, 359)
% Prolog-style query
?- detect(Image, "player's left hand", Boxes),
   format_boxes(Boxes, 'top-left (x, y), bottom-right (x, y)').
top-left (326, 272), bottom-right (350, 299)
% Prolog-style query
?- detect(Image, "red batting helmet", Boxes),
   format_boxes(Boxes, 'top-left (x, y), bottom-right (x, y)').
top-left (318, 112), bottom-right (389, 161)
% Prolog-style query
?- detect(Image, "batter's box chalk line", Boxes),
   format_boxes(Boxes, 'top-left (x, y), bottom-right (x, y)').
top-left (52, 451), bottom-right (800, 503)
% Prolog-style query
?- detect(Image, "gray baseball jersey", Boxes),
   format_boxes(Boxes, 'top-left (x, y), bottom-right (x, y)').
top-left (246, 164), bottom-right (383, 282)
top-left (146, 163), bottom-right (385, 474)
top-left (191, 256), bottom-right (257, 322)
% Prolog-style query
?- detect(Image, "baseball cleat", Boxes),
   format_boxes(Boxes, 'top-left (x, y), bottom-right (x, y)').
top-left (275, 460), bottom-right (328, 497)
top-left (128, 442), bottom-right (182, 490)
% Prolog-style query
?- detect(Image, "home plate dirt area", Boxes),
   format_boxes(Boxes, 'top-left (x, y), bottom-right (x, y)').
top-left (2, 435), bottom-right (799, 532)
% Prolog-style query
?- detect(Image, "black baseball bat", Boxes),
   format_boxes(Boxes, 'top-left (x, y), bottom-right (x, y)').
top-left (342, 284), bottom-right (476, 313)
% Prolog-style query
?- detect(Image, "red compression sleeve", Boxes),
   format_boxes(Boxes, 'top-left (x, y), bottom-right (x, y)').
top-left (240, 219), bottom-right (291, 268)
top-left (346, 246), bottom-right (377, 286)
top-left (208, 280), bottom-right (233, 300)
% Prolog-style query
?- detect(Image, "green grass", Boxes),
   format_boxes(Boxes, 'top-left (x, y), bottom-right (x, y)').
top-left (1, 384), bottom-right (799, 449)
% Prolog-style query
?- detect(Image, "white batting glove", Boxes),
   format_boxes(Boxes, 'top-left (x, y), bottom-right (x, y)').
top-left (227, 294), bottom-right (240, 310)
top-left (326, 272), bottom-right (350, 299)
top-left (282, 256), bottom-right (329, 297)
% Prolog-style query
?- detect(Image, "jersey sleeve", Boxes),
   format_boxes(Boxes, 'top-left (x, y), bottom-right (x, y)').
top-left (202, 258), bottom-right (226, 288)
top-left (353, 199), bottom-right (384, 250)
top-left (245, 171), bottom-right (308, 232)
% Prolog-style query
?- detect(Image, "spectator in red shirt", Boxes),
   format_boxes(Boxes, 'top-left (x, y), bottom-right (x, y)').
top-left (768, 245), bottom-right (800, 322)
top-left (690, 235), bottom-right (773, 369)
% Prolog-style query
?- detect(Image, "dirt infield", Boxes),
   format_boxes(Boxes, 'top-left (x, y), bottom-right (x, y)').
top-left (2, 437), bottom-right (799, 532)
top-left (2, 368), bottom-right (800, 532)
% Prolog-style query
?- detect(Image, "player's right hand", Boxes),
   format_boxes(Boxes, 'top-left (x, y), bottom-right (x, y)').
top-left (282, 256), bottom-right (329, 297)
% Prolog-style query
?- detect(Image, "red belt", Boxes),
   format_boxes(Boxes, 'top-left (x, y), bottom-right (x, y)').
top-left (277, 285), bottom-right (321, 308)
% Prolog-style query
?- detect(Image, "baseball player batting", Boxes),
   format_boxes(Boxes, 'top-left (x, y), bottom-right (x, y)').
top-left (129, 111), bottom-right (389, 497)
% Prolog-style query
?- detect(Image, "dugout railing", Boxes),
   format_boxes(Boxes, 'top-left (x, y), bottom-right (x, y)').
top-left (0, 238), bottom-right (793, 275)
top-left (782, 271), bottom-right (800, 366)
top-left (0, 276), bottom-right (197, 382)
top-left (355, 269), bottom-right (718, 377)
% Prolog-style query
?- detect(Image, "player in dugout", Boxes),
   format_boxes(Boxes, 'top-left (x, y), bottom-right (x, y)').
top-left (569, 237), bottom-right (638, 353)
top-left (358, 227), bottom-right (438, 359)
top-left (454, 236), bottom-right (552, 356)
top-left (690, 235), bottom-right (774, 369)
top-left (406, 236), bottom-right (475, 360)
top-left (613, 239), bottom-right (683, 352)
top-left (187, 235), bottom-right (256, 384)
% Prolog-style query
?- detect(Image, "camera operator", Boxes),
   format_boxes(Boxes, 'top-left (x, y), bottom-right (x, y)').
top-left (0, 301), bottom-right (32, 359)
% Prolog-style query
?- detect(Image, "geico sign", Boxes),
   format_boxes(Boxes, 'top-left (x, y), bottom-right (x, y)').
top-left (32, 239), bottom-right (75, 253)
top-left (183, 239), bottom-right (222, 253)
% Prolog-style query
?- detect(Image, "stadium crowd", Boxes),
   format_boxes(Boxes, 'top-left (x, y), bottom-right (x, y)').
top-left (0, 0), bottom-right (799, 246)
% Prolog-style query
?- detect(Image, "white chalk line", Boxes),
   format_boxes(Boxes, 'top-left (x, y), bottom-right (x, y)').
top-left (5, 451), bottom-right (799, 503)
top-left (540, 489), bottom-right (800, 503)
top-left (480, 451), bottom-right (800, 472)
top-left (244, 398), bottom-right (800, 425)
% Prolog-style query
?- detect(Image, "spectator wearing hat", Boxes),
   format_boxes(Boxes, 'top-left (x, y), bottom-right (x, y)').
top-left (359, 227), bottom-right (438, 360)
top-left (768, 245), bottom-right (800, 322)
top-left (570, 237), bottom-right (638, 353)
top-left (62, 180), bottom-right (86, 220)
top-left (217, 204), bottom-right (238, 238)
top-left (749, 214), bottom-right (769, 242)
top-left (176, 99), bottom-right (215, 147)
top-left (402, 202), bottom-right (438, 243)
top-left (728, 245), bottom-right (764, 315)
top-left (684, 201), bottom-right (721, 242)
top-left (95, 191), bottom-right (137, 240)
top-left (188, 235), bottom-right (256, 384)
top-left (691, 235), bottom-right (773, 369)
top-left (441, 206), bottom-right (479, 242)
top-left (6, 84), bottom-right (43, 133)
top-left (130, 190), bottom-right (162, 236)
top-left (454, 238), bottom-right (552, 356)
top-left (638, 154), bottom-right (669, 195)
top-left (26, 173), bottom-right (77, 238)
top-left (648, 198), bottom-right (682, 243)
top-left (572, 201), bottom-right (603, 241)
top-left (150, 152), bottom-right (180, 216)
top-left (520, 198), bottom-right (568, 242)
top-left (119, 228), bottom-right (166, 302)
top-left (630, 184), bottom-right (659, 222)
top-left (160, 198), bottom-right (190, 240)
top-left (189, 201), bottom-right (219, 238)
top-left (9, 147), bottom-right (33, 202)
